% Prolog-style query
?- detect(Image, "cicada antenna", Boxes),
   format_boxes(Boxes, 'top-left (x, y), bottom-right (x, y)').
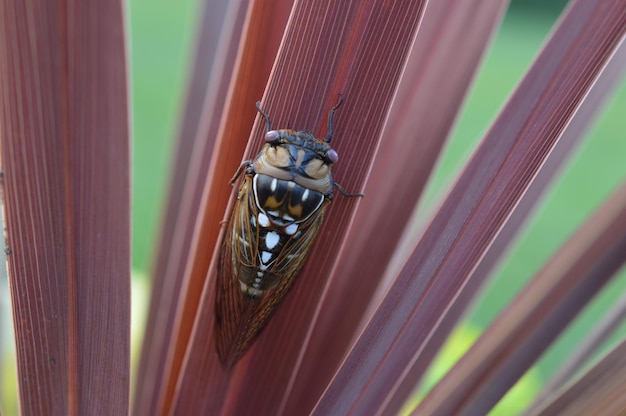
top-left (323, 93), bottom-right (345, 143)
top-left (256, 101), bottom-right (271, 132)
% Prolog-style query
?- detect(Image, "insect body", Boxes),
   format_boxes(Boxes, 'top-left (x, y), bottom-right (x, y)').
top-left (215, 95), bottom-right (361, 367)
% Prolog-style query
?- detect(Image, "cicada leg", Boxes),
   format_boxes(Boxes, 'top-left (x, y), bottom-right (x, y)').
top-left (230, 160), bottom-right (253, 186)
top-left (333, 181), bottom-right (364, 198)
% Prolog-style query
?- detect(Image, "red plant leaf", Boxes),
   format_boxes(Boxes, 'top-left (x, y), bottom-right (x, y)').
top-left (170, 0), bottom-right (427, 414)
top-left (133, 0), bottom-right (233, 408)
top-left (418, 179), bottom-right (626, 414)
top-left (528, 332), bottom-right (626, 415)
top-left (529, 281), bottom-right (626, 412)
top-left (134, 0), bottom-right (294, 414)
top-left (133, 0), bottom-right (251, 413)
top-left (279, 0), bottom-right (508, 413)
top-left (0, 1), bottom-right (130, 414)
top-left (313, 0), bottom-right (626, 414)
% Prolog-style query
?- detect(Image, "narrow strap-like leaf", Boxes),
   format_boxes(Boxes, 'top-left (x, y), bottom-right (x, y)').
top-left (0, 1), bottom-right (130, 413)
top-left (279, 0), bottom-right (508, 413)
top-left (314, 1), bottom-right (626, 414)
top-left (528, 333), bottom-right (626, 415)
top-left (172, 0), bottom-right (428, 414)
top-left (417, 180), bottom-right (626, 415)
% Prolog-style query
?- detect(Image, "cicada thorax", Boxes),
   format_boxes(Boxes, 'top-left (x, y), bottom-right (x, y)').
top-left (215, 96), bottom-right (359, 367)
top-left (253, 131), bottom-right (335, 194)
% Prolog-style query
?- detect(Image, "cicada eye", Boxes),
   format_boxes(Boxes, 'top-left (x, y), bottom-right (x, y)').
top-left (265, 130), bottom-right (280, 143)
top-left (327, 149), bottom-right (339, 163)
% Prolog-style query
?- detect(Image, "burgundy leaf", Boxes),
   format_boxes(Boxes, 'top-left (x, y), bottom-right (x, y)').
top-left (132, 0), bottom-right (251, 413)
top-left (171, 0), bottom-right (427, 414)
top-left (417, 179), bottom-right (626, 415)
top-left (0, 1), bottom-right (130, 414)
top-left (314, 0), bottom-right (626, 414)
top-left (528, 333), bottom-right (626, 415)
top-left (280, 0), bottom-right (508, 413)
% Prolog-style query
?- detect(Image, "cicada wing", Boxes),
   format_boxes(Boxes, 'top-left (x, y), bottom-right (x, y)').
top-left (214, 176), bottom-right (256, 366)
top-left (214, 175), bottom-right (329, 367)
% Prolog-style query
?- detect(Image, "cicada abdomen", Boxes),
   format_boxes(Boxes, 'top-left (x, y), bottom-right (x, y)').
top-left (215, 95), bottom-right (361, 367)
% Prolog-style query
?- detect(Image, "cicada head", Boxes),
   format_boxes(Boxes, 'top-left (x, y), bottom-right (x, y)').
top-left (253, 129), bottom-right (338, 197)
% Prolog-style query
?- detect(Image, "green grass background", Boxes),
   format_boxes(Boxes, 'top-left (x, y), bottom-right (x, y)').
top-left (129, 0), bottom-right (199, 272)
top-left (1, 0), bottom-right (625, 413)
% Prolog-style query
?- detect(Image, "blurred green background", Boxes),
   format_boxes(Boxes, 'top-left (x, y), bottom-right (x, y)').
top-left (2, 0), bottom-right (625, 413)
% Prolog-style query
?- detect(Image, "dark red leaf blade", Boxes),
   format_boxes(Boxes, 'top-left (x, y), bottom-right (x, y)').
top-left (313, 1), bottom-right (626, 414)
top-left (387, 34), bottom-right (626, 414)
top-left (528, 334), bottom-right (626, 415)
top-left (132, 0), bottom-right (251, 413)
top-left (0, 1), bottom-right (130, 414)
top-left (132, 0), bottom-right (231, 410)
top-left (140, 0), bottom-right (295, 414)
top-left (171, 0), bottom-right (427, 414)
top-left (417, 179), bottom-right (626, 415)
top-left (384, 7), bottom-right (626, 413)
top-left (528, 283), bottom-right (626, 412)
top-left (221, 1), bottom-right (434, 414)
top-left (279, 0), bottom-right (508, 413)
top-left (160, 4), bottom-right (296, 414)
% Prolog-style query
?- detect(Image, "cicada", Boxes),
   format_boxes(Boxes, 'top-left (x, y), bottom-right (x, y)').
top-left (215, 94), bottom-right (361, 367)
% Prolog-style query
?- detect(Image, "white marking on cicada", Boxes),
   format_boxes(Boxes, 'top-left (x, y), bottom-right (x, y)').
top-left (241, 281), bottom-right (263, 297)
top-left (282, 213), bottom-right (295, 222)
top-left (268, 210), bottom-right (280, 217)
top-left (258, 212), bottom-right (270, 227)
top-left (288, 181), bottom-right (295, 189)
top-left (271, 178), bottom-right (278, 192)
top-left (250, 215), bottom-right (256, 227)
top-left (302, 188), bottom-right (309, 202)
top-left (261, 251), bottom-right (272, 264)
top-left (256, 272), bottom-right (263, 278)
top-left (259, 263), bottom-right (269, 271)
top-left (285, 223), bottom-right (298, 235)
top-left (265, 231), bottom-right (279, 249)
